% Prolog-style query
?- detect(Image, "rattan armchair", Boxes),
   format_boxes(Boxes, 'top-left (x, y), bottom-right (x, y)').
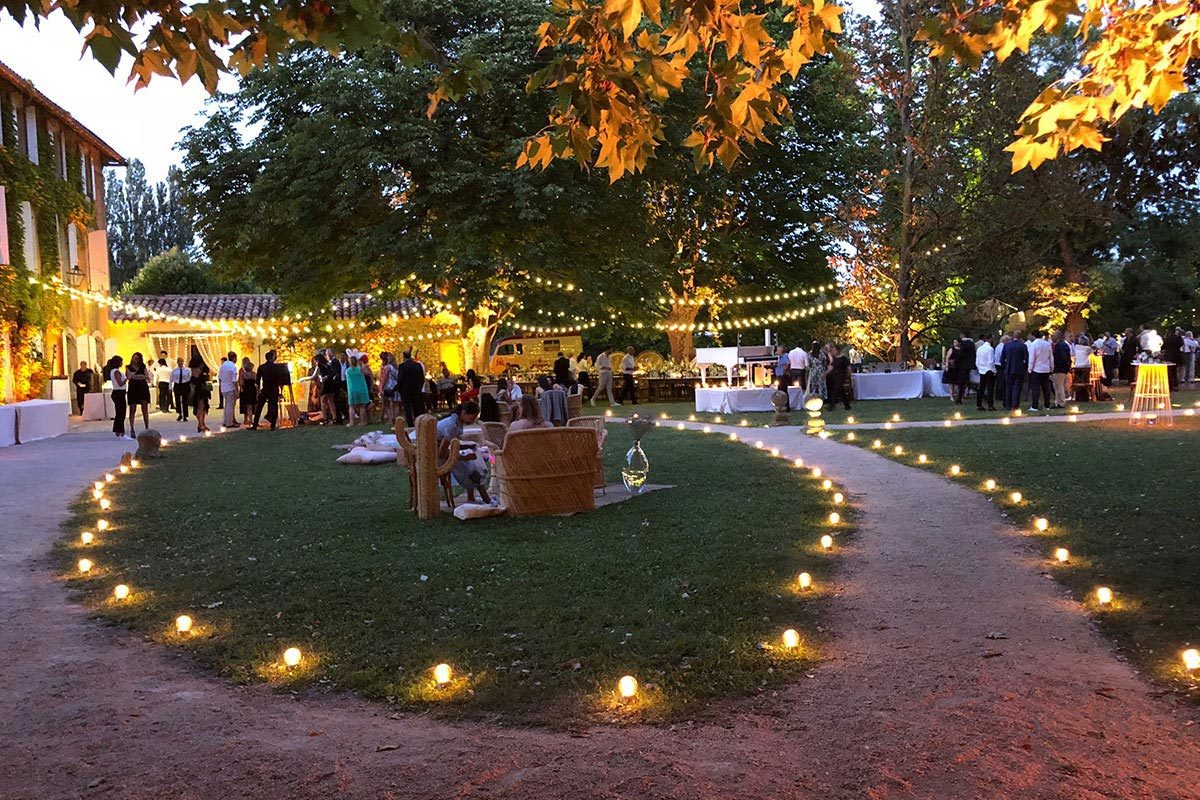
top-left (492, 428), bottom-right (597, 515)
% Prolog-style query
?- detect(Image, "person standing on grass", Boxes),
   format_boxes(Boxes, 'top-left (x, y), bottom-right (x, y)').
top-left (1099, 332), bottom-right (1119, 386)
top-left (1120, 327), bottom-right (1139, 384)
top-left (788, 340), bottom-right (809, 391)
top-left (396, 350), bottom-right (426, 426)
top-left (1026, 330), bottom-right (1053, 411)
top-left (218, 352), bottom-right (240, 428)
top-left (826, 343), bottom-right (852, 411)
top-left (1163, 327), bottom-right (1184, 390)
top-left (1051, 331), bottom-right (1072, 408)
top-left (170, 357), bottom-right (190, 421)
top-left (994, 334), bottom-right (1008, 407)
top-left (345, 354), bottom-right (370, 426)
top-left (975, 334), bottom-right (996, 411)
top-left (108, 356), bottom-right (128, 439)
top-left (1183, 331), bottom-right (1198, 384)
top-left (590, 347), bottom-right (617, 406)
top-left (618, 346), bottom-right (638, 405)
top-left (252, 350), bottom-right (294, 430)
top-left (125, 352), bottom-right (153, 437)
top-left (71, 361), bottom-right (95, 416)
top-left (953, 332), bottom-right (975, 406)
top-left (774, 345), bottom-right (792, 410)
top-left (999, 330), bottom-right (1028, 411)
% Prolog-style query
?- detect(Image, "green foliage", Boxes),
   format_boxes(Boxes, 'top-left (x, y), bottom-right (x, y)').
top-left (119, 247), bottom-right (256, 295)
top-left (105, 160), bottom-right (196, 287)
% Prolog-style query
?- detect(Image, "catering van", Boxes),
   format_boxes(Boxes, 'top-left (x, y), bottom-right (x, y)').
top-left (489, 334), bottom-right (584, 375)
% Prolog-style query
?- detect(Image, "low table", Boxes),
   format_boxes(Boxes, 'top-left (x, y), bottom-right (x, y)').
top-left (852, 371), bottom-right (926, 400)
top-left (694, 386), bottom-right (805, 413)
top-left (0, 399), bottom-right (70, 446)
top-left (82, 392), bottom-right (116, 421)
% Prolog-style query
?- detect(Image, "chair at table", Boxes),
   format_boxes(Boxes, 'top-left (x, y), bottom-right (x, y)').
top-left (566, 416), bottom-right (608, 492)
top-left (493, 428), bottom-right (597, 515)
top-left (480, 421), bottom-right (508, 450)
top-left (566, 391), bottom-right (583, 420)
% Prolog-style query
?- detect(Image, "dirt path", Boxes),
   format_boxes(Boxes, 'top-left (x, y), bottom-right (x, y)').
top-left (2, 417), bottom-right (1199, 799)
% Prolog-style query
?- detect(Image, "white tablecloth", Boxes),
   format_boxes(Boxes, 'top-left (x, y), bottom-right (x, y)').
top-left (15, 399), bottom-right (69, 443)
top-left (851, 371), bottom-right (925, 400)
top-left (0, 405), bottom-right (16, 447)
top-left (82, 392), bottom-right (116, 421)
top-left (922, 370), bottom-right (951, 397)
top-left (694, 387), bottom-right (805, 413)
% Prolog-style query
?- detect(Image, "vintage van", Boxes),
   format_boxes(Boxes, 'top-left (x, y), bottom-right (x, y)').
top-left (489, 334), bottom-right (584, 374)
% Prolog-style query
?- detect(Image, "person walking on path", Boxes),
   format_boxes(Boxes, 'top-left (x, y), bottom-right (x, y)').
top-left (1051, 331), bottom-right (1072, 408)
top-left (107, 356), bottom-right (128, 439)
top-left (71, 361), bottom-right (95, 416)
top-left (396, 350), bottom-right (426, 426)
top-left (170, 357), bottom-right (191, 422)
top-left (618, 347), bottom-right (638, 405)
top-left (974, 334), bottom-right (996, 411)
top-left (125, 352), bottom-right (153, 437)
top-left (251, 350), bottom-right (293, 430)
top-left (825, 344), bottom-right (852, 411)
top-left (590, 348), bottom-right (617, 406)
top-left (806, 340), bottom-right (828, 403)
top-left (189, 349), bottom-right (212, 433)
top-left (218, 352), bottom-right (240, 428)
top-left (999, 330), bottom-right (1028, 411)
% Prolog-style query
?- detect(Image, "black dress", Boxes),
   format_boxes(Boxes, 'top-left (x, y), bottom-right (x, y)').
top-left (190, 362), bottom-right (212, 412)
top-left (240, 370), bottom-right (258, 413)
top-left (126, 363), bottom-right (152, 405)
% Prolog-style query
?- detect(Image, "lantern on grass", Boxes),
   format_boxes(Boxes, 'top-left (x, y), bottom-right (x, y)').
top-left (104, 473), bottom-right (114, 482)
top-left (821, 479), bottom-right (832, 491)
top-left (283, 647), bottom-right (303, 667)
top-left (91, 488), bottom-right (103, 500)
top-left (1096, 587), bottom-right (1113, 605)
top-left (833, 492), bottom-right (844, 504)
top-left (782, 629), bottom-right (801, 649)
top-left (113, 584), bottom-right (130, 600)
top-left (702, 425), bottom-right (711, 433)
top-left (893, 445), bottom-right (904, 456)
top-left (1054, 548), bottom-right (1070, 563)
top-left (97, 519), bottom-right (109, 531)
top-left (119, 465), bottom-right (129, 474)
top-left (949, 465), bottom-right (961, 476)
top-left (1009, 491), bottom-right (1023, 503)
top-left (80, 531), bottom-right (94, 545)
top-left (820, 535), bottom-right (833, 550)
top-left (99, 498), bottom-right (111, 510)
top-left (917, 454), bottom-right (928, 464)
top-left (828, 512), bottom-right (840, 525)
top-left (77, 559), bottom-right (93, 574)
top-left (846, 432), bottom-right (857, 441)
top-left (846, 416), bottom-right (856, 424)
top-left (982, 479), bottom-right (996, 491)
top-left (891, 413), bottom-right (901, 422)
top-left (811, 467), bottom-right (822, 479)
top-left (793, 458), bottom-right (804, 468)
top-left (804, 396), bottom-right (825, 435)
top-left (1183, 649), bottom-right (1200, 671)
top-left (1034, 517), bottom-right (1049, 532)
top-left (797, 572), bottom-right (812, 590)
top-left (618, 675), bottom-right (638, 698)
top-left (434, 663), bottom-right (452, 685)
top-left (871, 439), bottom-right (882, 449)
top-left (175, 615), bottom-right (194, 633)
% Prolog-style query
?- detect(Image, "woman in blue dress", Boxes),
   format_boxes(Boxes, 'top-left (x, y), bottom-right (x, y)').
top-left (435, 401), bottom-right (491, 504)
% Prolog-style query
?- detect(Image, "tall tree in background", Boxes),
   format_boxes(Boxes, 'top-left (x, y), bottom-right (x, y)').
top-left (105, 161), bottom-right (195, 287)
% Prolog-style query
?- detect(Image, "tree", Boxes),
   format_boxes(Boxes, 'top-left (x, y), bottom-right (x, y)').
top-left (118, 248), bottom-right (255, 295)
top-left (105, 161), bottom-right (195, 287)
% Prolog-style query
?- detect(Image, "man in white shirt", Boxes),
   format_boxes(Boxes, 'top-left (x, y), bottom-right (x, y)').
top-left (590, 348), bottom-right (617, 406)
top-left (618, 346), bottom-right (638, 405)
top-left (170, 357), bottom-right (191, 421)
top-left (1183, 331), bottom-right (1198, 383)
top-left (788, 341), bottom-right (809, 391)
top-left (218, 352), bottom-right (240, 428)
top-left (154, 353), bottom-right (174, 413)
top-left (1027, 331), bottom-right (1053, 411)
top-left (974, 334), bottom-right (996, 411)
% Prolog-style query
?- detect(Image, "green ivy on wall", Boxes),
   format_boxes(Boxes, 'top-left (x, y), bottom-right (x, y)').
top-left (0, 91), bottom-right (94, 399)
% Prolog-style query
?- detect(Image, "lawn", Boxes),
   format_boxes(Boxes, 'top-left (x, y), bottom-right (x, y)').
top-left (836, 415), bottom-right (1200, 695)
top-left (58, 421), bottom-right (848, 724)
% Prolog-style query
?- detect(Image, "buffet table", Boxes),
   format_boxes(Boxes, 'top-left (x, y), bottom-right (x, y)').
top-left (694, 386), bottom-right (806, 413)
top-left (922, 370), bottom-right (951, 398)
top-left (851, 371), bottom-right (926, 400)
top-left (0, 399), bottom-right (70, 446)
top-left (82, 392), bottom-right (116, 421)
top-left (0, 405), bottom-right (15, 447)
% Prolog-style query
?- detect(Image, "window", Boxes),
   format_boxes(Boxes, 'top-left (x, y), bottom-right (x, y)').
top-left (542, 339), bottom-right (560, 348)
top-left (497, 344), bottom-right (514, 356)
top-left (24, 105), bottom-right (38, 164)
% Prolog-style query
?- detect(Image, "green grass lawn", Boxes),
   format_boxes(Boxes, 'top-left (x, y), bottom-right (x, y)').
top-left (836, 415), bottom-right (1200, 696)
top-left (58, 422), bottom-right (848, 724)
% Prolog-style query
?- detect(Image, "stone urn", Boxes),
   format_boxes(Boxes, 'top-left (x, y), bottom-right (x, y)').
top-left (770, 390), bottom-right (791, 426)
top-left (135, 428), bottom-right (163, 459)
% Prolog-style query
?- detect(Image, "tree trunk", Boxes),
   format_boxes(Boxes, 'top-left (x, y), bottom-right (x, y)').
top-left (1058, 233), bottom-right (1086, 334)
top-left (459, 308), bottom-right (498, 375)
top-left (665, 302), bottom-right (700, 362)
top-left (895, 1), bottom-right (916, 366)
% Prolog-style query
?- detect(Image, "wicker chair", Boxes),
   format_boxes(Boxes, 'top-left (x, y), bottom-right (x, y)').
top-left (566, 392), bottom-right (583, 420)
top-left (566, 416), bottom-right (608, 491)
top-left (480, 421), bottom-right (509, 450)
top-left (493, 428), bottom-right (597, 515)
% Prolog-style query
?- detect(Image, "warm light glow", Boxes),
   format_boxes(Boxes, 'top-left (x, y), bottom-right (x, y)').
top-left (97, 519), bottom-right (109, 531)
top-left (1096, 587), bottom-right (1113, 605)
top-left (893, 446), bottom-right (903, 455)
top-left (1183, 649), bottom-right (1200, 671)
top-left (871, 439), bottom-right (882, 449)
top-left (942, 420), bottom-right (952, 427)
top-left (846, 416), bottom-right (856, 424)
top-left (754, 440), bottom-right (764, 449)
top-left (688, 414), bottom-right (696, 422)
top-left (769, 447), bottom-right (780, 457)
top-left (739, 419), bottom-right (749, 427)
top-left (953, 411), bottom-right (962, 420)
top-left (846, 432), bottom-right (856, 441)
top-left (949, 465), bottom-right (961, 476)
top-left (1010, 492), bottom-right (1023, 503)
top-left (983, 479), bottom-right (996, 491)
top-left (130, 459), bottom-right (141, 469)
top-left (604, 410), bottom-right (613, 418)
top-left (80, 531), bottom-right (94, 545)
top-left (91, 488), bottom-right (103, 500)
top-left (713, 416), bottom-right (723, 423)
top-left (113, 584), bottom-right (130, 600)
top-left (119, 465), bottom-right (129, 474)
top-left (702, 425), bottom-right (711, 433)
top-left (77, 558), bottom-right (93, 574)
top-left (804, 397), bottom-right (823, 412)
top-left (833, 492), bottom-right (844, 504)
top-left (729, 433), bottom-right (738, 441)
top-left (204, 431), bottom-right (213, 437)
top-left (93, 481), bottom-right (103, 491)
top-left (891, 413), bottom-right (901, 422)
top-left (220, 426), bottom-right (228, 433)
top-left (175, 615), bottom-right (193, 633)
top-left (1054, 548), bottom-right (1070, 563)
top-left (1115, 403), bottom-right (1125, 412)
top-left (99, 498), bottom-right (111, 510)
top-left (676, 422), bottom-right (685, 431)
top-left (179, 434), bottom-right (189, 442)
top-left (659, 413), bottom-right (669, 420)
top-left (818, 430), bottom-right (831, 440)
top-left (793, 458), bottom-right (804, 468)
top-left (1068, 414), bottom-right (1078, 422)
top-left (1013, 409), bottom-right (1023, 417)
top-left (797, 572), bottom-right (812, 590)
top-left (917, 454), bottom-right (928, 464)
top-left (884, 422), bottom-right (893, 430)
top-left (828, 512), bottom-right (840, 525)
top-left (820, 534), bottom-right (833, 550)
top-left (1034, 517), bottom-right (1049, 532)
top-left (1001, 417), bottom-right (1011, 425)
top-left (434, 663), bottom-right (452, 685)
top-left (821, 479), bottom-right (832, 490)
top-left (618, 675), bottom-right (638, 698)
top-left (283, 647), bottom-right (303, 667)
top-left (782, 629), bottom-right (801, 649)
top-left (104, 473), bottom-right (114, 482)
top-left (1069, 405), bottom-right (1079, 413)
top-left (811, 467), bottom-right (822, 478)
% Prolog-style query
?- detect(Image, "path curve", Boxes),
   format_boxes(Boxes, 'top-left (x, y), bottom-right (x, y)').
top-left (2, 417), bottom-right (1199, 799)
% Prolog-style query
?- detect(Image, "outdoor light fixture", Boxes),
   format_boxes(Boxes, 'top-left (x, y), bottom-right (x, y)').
top-left (893, 446), bottom-right (904, 455)
top-left (828, 512), bottom-right (840, 525)
top-left (833, 492), bottom-right (844, 504)
top-left (113, 584), bottom-right (130, 600)
top-left (884, 422), bottom-right (893, 430)
top-left (811, 467), bottom-right (822, 478)
top-left (66, 263), bottom-right (86, 288)
top-left (1010, 492), bottom-right (1023, 503)
top-left (130, 459), bottom-right (141, 468)
top-left (1096, 587), bottom-right (1113, 605)
top-left (175, 615), bottom-right (193, 633)
top-left (93, 481), bottom-right (103, 491)
top-left (953, 411), bottom-right (962, 420)
top-left (983, 479), bottom-right (996, 491)
top-left (949, 465), bottom-right (961, 476)
top-left (179, 435), bottom-right (188, 442)
top-left (676, 422), bottom-right (685, 431)
top-left (119, 465), bottom-right (129, 474)
top-left (891, 413), bottom-right (901, 422)
top-left (846, 416), bottom-right (856, 424)
top-left (1034, 517), bottom-right (1049, 532)
top-left (918, 454), bottom-right (928, 464)
top-left (782, 629), bottom-right (801, 649)
top-left (797, 573), bottom-right (812, 590)
top-left (702, 425), bottom-right (711, 433)
top-left (80, 531), bottom-right (94, 545)
top-left (99, 498), bottom-right (111, 510)
top-left (618, 675), bottom-right (638, 698)
top-left (821, 479), bottom-right (832, 490)
top-left (820, 535), bottom-right (833, 550)
top-left (770, 448), bottom-right (780, 457)
top-left (754, 440), bottom-right (764, 449)
top-left (1054, 548), bottom-right (1070, 563)
top-left (1001, 417), bottom-right (1011, 425)
top-left (846, 432), bottom-right (856, 441)
top-left (793, 458), bottom-right (804, 468)
top-left (729, 433), bottom-right (738, 441)
top-left (434, 663), bottom-right (452, 685)
top-left (872, 439), bottom-right (882, 449)
top-left (77, 559), bottom-right (93, 574)
top-left (97, 519), bottom-right (109, 531)
top-left (91, 489), bottom-right (103, 500)
top-left (283, 647), bottom-right (303, 667)
top-left (1183, 649), bottom-right (1200, 671)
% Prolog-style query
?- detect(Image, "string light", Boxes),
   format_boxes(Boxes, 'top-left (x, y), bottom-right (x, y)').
top-left (661, 282), bottom-right (836, 307)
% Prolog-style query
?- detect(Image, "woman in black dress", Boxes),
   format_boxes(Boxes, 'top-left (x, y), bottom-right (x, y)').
top-left (239, 357), bottom-right (258, 426)
top-left (189, 348), bottom-right (212, 433)
top-left (125, 352), bottom-right (152, 437)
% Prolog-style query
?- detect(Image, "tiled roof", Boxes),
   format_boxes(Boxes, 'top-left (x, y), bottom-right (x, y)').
top-left (109, 293), bottom-right (432, 323)
top-left (0, 59), bottom-right (125, 165)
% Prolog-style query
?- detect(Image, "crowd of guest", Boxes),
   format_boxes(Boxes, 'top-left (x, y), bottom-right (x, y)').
top-left (774, 340), bottom-right (855, 411)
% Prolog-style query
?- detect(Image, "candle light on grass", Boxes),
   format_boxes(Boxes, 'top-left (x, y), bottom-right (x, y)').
top-left (1034, 517), bottom-right (1049, 532)
top-left (175, 615), bottom-right (193, 633)
top-left (80, 530), bottom-right (94, 545)
top-left (821, 479), bottom-right (832, 491)
top-left (1054, 548), bottom-right (1070, 563)
top-left (833, 492), bottom-right (844, 504)
top-left (113, 584), bottom-right (130, 601)
top-left (871, 439), bottom-right (882, 449)
top-left (97, 519), bottom-right (109, 531)
top-left (1096, 587), bottom-right (1113, 605)
top-left (782, 629), bottom-right (801, 649)
top-left (618, 675), bottom-right (638, 698)
top-left (828, 512), bottom-right (840, 525)
top-left (434, 663), bottom-right (452, 685)
top-left (982, 479), bottom-right (996, 491)
top-left (1183, 649), bottom-right (1200, 671)
top-left (797, 572), bottom-right (812, 590)
top-left (77, 558), bottom-right (93, 574)
top-left (949, 465), bottom-right (961, 476)
top-left (283, 647), bottom-right (303, 668)
top-left (820, 534), bottom-right (833, 550)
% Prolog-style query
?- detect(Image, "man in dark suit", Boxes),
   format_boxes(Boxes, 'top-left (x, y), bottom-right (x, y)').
top-left (396, 350), bottom-right (426, 426)
top-left (1163, 327), bottom-right (1184, 390)
top-left (252, 350), bottom-right (293, 430)
top-left (999, 330), bottom-right (1029, 411)
top-left (954, 331), bottom-right (976, 405)
top-left (71, 361), bottom-right (95, 416)
top-left (553, 351), bottom-right (572, 387)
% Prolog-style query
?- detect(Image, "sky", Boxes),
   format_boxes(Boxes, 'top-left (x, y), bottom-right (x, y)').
top-left (1, 4), bottom-right (880, 183)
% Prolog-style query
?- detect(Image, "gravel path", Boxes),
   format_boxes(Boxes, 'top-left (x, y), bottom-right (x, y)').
top-left (2, 416), bottom-right (1199, 799)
